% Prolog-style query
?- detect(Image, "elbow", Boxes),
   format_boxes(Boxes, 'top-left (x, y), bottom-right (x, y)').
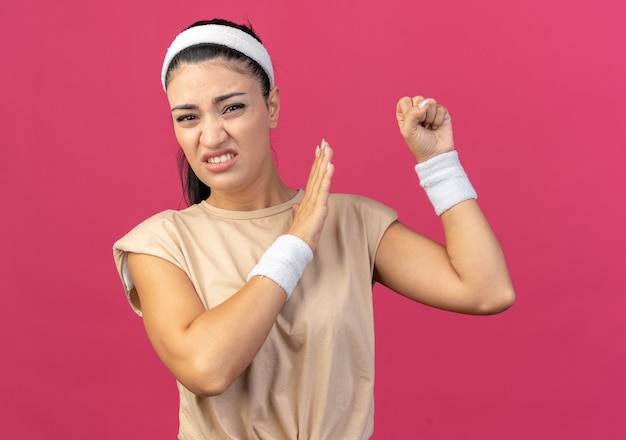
top-left (469, 284), bottom-right (516, 315)
top-left (180, 357), bottom-right (237, 397)
top-left (187, 378), bottom-right (230, 398)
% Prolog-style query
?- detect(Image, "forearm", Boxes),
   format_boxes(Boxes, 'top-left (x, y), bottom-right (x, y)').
top-left (176, 277), bottom-right (286, 396)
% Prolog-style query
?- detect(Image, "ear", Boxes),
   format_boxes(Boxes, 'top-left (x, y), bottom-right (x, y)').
top-left (267, 87), bottom-right (280, 129)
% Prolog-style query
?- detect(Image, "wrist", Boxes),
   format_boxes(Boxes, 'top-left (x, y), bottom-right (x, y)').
top-left (414, 147), bottom-right (456, 164)
top-left (247, 234), bottom-right (313, 299)
top-left (415, 150), bottom-right (477, 215)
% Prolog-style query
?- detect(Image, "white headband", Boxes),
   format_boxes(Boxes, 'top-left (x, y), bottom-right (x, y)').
top-left (161, 24), bottom-right (275, 91)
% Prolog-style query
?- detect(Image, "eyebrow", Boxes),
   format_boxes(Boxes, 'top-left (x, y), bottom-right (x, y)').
top-left (171, 92), bottom-right (248, 112)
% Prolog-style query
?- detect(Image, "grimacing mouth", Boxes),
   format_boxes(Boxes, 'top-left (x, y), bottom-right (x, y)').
top-left (206, 152), bottom-right (236, 164)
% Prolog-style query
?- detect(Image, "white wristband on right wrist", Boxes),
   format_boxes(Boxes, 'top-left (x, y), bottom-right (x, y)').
top-left (247, 234), bottom-right (313, 300)
top-left (415, 150), bottom-right (477, 215)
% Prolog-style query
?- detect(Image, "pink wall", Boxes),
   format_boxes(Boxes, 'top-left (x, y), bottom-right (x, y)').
top-left (2, 0), bottom-right (624, 438)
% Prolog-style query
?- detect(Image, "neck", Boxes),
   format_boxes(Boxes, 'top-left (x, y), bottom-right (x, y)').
top-left (205, 173), bottom-right (297, 211)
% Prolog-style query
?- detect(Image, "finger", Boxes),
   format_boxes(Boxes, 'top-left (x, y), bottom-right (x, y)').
top-left (396, 96), bottom-right (429, 135)
top-left (317, 152), bottom-right (334, 195)
top-left (308, 140), bottom-right (328, 182)
top-left (408, 96), bottom-right (429, 125)
top-left (304, 140), bottom-right (333, 195)
top-left (421, 98), bottom-right (438, 127)
top-left (313, 143), bottom-right (334, 198)
top-left (430, 105), bottom-right (448, 130)
top-left (396, 97), bottom-right (414, 125)
top-left (314, 141), bottom-right (334, 192)
top-left (411, 96), bottom-right (427, 108)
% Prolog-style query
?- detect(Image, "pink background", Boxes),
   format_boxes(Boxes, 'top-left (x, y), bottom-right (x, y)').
top-left (2, 0), bottom-right (624, 438)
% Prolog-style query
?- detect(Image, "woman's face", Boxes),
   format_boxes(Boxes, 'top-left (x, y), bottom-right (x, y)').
top-left (166, 59), bottom-right (280, 198)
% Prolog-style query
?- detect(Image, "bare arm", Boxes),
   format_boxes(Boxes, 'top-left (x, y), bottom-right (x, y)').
top-left (129, 256), bottom-right (286, 395)
top-left (374, 97), bottom-right (515, 315)
top-left (128, 141), bottom-right (334, 396)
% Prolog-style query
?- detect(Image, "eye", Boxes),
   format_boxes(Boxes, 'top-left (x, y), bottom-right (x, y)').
top-left (223, 103), bottom-right (246, 114)
top-left (176, 114), bottom-right (197, 123)
top-left (175, 114), bottom-right (200, 128)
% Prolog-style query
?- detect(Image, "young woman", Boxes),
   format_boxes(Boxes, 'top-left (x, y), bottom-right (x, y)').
top-left (113, 18), bottom-right (515, 440)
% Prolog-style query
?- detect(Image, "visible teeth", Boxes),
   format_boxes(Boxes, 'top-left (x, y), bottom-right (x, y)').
top-left (207, 153), bottom-right (234, 164)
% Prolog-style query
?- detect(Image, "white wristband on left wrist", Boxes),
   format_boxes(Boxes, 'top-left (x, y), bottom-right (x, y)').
top-left (415, 150), bottom-right (477, 215)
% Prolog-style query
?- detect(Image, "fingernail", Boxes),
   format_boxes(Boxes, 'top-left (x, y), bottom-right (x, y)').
top-left (327, 162), bottom-right (332, 170)
top-left (418, 99), bottom-right (429, 109)
top-left (321, 138), bottom-right (327, 151)
top-left (315, 146), bottom-right (320, 156)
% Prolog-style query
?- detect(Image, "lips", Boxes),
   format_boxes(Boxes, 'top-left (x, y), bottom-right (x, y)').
top-left (201, 150), bottom-right (238, 172)
top-left (201, 149), bottom-right (237, 164)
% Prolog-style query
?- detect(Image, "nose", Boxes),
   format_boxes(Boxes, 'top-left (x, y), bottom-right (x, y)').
top-left (199, 115), bottom-right (228, 149)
